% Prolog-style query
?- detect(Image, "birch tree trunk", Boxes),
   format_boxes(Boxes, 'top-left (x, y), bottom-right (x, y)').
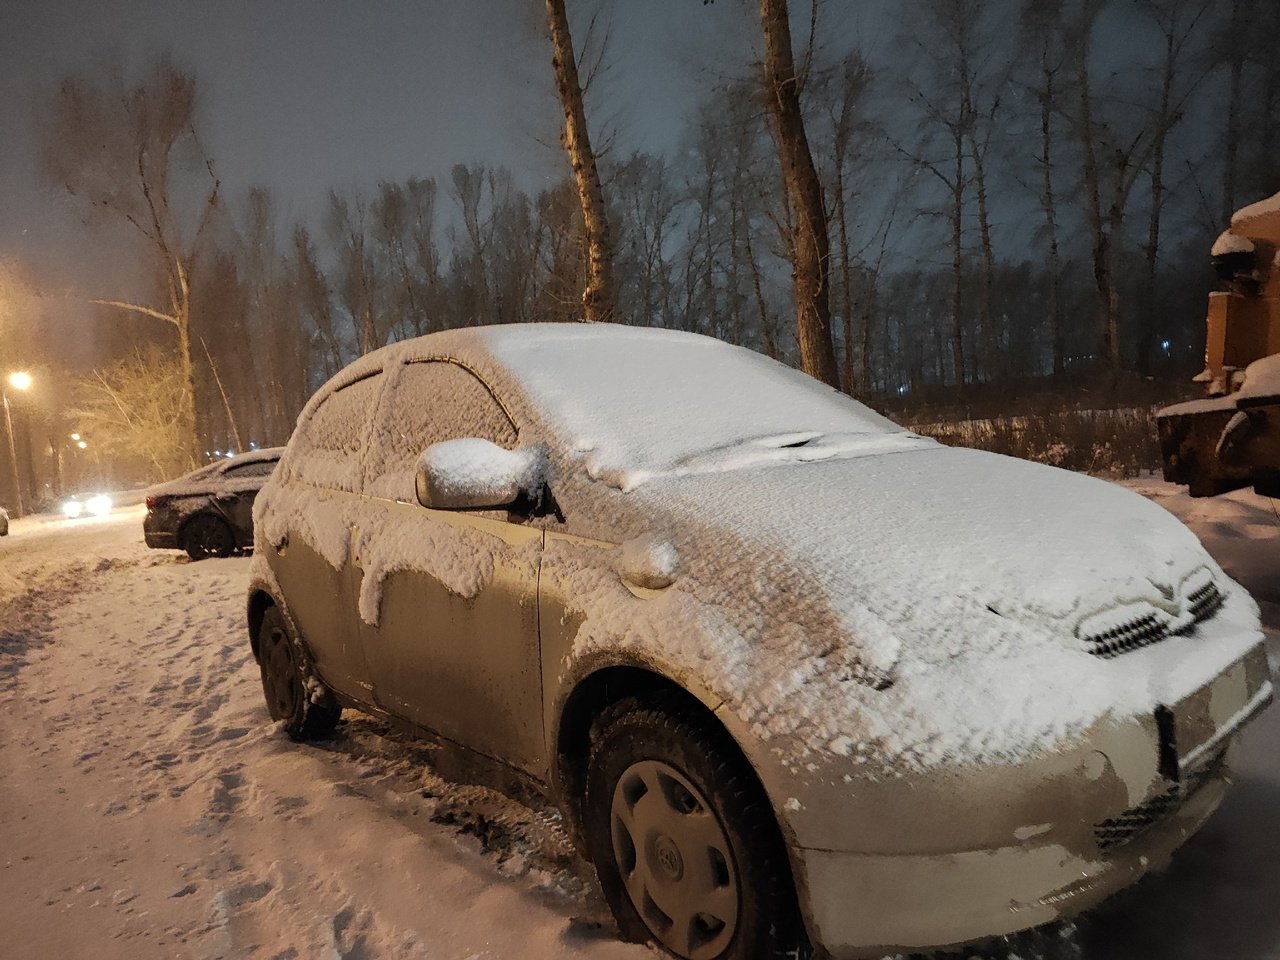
top-left (758, 0), bottom-right (840, 388)
top-left (545, 0), bottom-right (616, 324)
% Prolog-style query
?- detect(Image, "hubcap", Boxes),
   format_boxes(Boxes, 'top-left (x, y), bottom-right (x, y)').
top-left (262, 627), bottom-right (300, 722)
top-left (610, 759), bottom-right (739, 959)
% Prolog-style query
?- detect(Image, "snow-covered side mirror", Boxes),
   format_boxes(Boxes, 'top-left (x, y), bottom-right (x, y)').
top-left (416, 438), bottom-right (545, 511)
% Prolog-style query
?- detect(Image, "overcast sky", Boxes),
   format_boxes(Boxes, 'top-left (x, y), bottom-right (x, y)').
top-left (0, 0), bottom-right (801, 300)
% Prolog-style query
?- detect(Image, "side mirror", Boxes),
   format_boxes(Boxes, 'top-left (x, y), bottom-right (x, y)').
top-left (416, 438), bottom-right (545, 511)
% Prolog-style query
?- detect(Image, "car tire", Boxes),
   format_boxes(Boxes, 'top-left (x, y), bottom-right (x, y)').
top-left (256, 605), bottom-right (341, 741)
top-left (182, 514), bottom-right (236, 560)
top-left (584, 696), bottom-right (808, 960)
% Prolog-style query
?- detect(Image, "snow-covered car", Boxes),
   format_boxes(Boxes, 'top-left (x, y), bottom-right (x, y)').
top-left (145, 448), bottom-right (283, 560)
top-left (247, 324), bottom-right (1272, 960)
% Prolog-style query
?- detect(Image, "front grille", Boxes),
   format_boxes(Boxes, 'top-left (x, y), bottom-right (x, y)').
top-left (1186, 581), bottom-right (1225, 621)
top-left (1093, 753), bottom-right (1223, 851)
top-left (1085, 613), bottom-right (1168, 659)
top-left (1080, 581), bottom-right (1223, 659)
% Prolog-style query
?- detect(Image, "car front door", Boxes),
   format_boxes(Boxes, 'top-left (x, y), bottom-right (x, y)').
top-left (357, 359), bottom-right (546, 774)
top-left (265, 373), bottom-right (383, 703)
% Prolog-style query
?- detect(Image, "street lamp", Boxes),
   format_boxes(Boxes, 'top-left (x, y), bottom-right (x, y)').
top-left (3, 371), bottom-right (32, 518)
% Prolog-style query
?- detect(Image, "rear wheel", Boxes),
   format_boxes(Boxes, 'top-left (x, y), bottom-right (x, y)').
top-left (256, 605), bottom-right (340, 740)
top-left (584, 698), bottom-right (807, 960)
top-left (182, 514), bottom-right (236, 560)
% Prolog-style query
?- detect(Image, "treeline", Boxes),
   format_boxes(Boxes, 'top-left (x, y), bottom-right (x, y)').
top-left (44, 0), bottom-right (1280, 461)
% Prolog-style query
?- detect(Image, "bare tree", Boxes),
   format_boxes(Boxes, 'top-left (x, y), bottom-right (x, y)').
top-left (42, 58), bottom-right (220, 461)
top-left (1021, 0), bottom-right (1068, 375)
top-left (289, 226), bottom-right (346, 380)
top-left (756, 0), bottom-right (840, 387)
top-left (327, 189), bottom-right (382, 355)
top-left (811, 53), bottom-right (877, 392)
top-left (896, 54), bottom-right (971, 385)
top-left (544, 0), bottom-right (616, 323)
top-left (73, 347), bottom-right (196, 481)
top-left (1136, 0), bottom-right (1213, 373)
top-left (611, 152), bottom-right (682, 329)
top-left (1217, 0), bottom-right (1251, 220)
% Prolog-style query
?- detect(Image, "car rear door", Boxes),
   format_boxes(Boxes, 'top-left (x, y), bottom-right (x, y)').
top-left (357, 359), bottom-right (546, 775)
top-left (264, 373), bottom-right (384, 703)
top-left (219, 458), bottom-right (278, 543)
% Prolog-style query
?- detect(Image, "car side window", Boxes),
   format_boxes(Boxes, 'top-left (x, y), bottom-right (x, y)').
top-left (223, 460), bottom-right (277, 478)
top-left (365, 360), bottom-right (517, 501)
top-left (289, 373), bottom-right (384, 491)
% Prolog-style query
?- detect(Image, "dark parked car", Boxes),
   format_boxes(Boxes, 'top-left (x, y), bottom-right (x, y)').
top-left (0, 505), bottom-right (8, 536)
top-left (145, 448), bottom-right (284, 559)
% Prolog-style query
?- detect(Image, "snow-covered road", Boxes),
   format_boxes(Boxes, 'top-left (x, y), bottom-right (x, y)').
top-left (0, 483), bottom-right (1277, 960)
top-left (0, 508), bottom-right (640, 960)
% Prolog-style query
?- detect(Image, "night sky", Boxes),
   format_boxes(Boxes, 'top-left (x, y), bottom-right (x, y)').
top-left (1, 0), bottom-right (824, 301)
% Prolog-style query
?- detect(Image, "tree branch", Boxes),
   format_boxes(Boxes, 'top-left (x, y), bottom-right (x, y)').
top-left (90, 299), bottom-right (180, 326)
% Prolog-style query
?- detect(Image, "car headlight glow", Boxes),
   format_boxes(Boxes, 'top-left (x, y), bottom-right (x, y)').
top-left (62, 500), bottom-right (84, 519)
top-left (86, 494), bottom-right (113, 517)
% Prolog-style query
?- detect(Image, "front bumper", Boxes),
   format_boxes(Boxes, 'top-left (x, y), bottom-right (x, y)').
top-left (789, 638), bottom-right (1272, 958)
top-left (801, 751), bottom-right (1234, 958)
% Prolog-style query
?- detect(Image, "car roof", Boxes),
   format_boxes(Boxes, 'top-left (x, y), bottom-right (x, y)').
top-left (295, 323), bottom-right (760, 427)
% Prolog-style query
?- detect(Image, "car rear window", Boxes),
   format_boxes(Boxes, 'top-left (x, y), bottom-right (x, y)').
top-left (223, 460), bottom-right (277, 478)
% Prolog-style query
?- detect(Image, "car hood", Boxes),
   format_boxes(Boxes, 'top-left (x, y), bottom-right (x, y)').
top-left (564, 444), bottom-right (1262, 775)
top-left (622, 444), bottom-right (1224, 678)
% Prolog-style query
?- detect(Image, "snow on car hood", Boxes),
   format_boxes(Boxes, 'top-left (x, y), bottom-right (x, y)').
top-left (638, 444), bottom-right (1219, 651)
top-left (574, 445), bottom-right (1263, 772)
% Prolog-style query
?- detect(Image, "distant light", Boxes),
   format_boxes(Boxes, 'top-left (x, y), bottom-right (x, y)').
top-left (76, 440), bottom-right (87, 450)
top-left (897, 384), bottom-right (909, 395)
top-left (224, 450), bottom-right (236, 458)
top-left (213, 449), bottom-right (222, 458)
top-left (1161, 339), bottom-right (1171, 351)
top-left (248, 441), bottom-right (257, 450)
top-left (70, 432), bottom-right (81, 441)
top-left (61, 499), bottom-right (83, 519)
top-left (7, 371), bottom-right (32, 391)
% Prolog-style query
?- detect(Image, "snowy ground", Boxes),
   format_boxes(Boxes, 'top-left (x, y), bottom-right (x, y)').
top-left (0, 481), bottom-right (1277, 960)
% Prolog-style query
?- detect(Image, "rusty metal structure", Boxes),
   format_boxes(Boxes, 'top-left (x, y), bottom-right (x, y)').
top-left (1157, 194), bottom-right (1280, 498)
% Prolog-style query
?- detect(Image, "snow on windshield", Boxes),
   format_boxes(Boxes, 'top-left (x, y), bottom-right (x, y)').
top-left (488, 325), bottom-right (912, 489)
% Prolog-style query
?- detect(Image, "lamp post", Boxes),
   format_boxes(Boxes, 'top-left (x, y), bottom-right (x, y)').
top-left (3, 371), bottom-right (32, 518)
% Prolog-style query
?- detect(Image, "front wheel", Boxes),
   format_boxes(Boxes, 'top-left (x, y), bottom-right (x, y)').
top-left (256, 605), bottom-right (341, 741)
top-left (584, 698), bottom-right (808, 960)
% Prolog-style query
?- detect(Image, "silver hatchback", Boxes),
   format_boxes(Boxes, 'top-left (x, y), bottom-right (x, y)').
top-left (248, 323), bottom-right (1271, 960)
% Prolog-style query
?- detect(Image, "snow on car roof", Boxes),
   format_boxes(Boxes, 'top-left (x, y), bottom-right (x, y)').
top-left (482, 324), bottom-right (914, 489)
top-left (307, 324), bottom-right (916, 490)
top-left (149, 447), bottom-right (286, 497)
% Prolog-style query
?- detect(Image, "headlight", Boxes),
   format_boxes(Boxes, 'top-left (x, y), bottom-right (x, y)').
top-left (86, 494), bottom-right (113, 516)
top-left (62, 500), bottom-right (84, 519)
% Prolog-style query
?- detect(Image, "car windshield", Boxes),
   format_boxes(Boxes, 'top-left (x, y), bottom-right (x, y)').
top-left (492, 328), bottom-right (910, 486)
